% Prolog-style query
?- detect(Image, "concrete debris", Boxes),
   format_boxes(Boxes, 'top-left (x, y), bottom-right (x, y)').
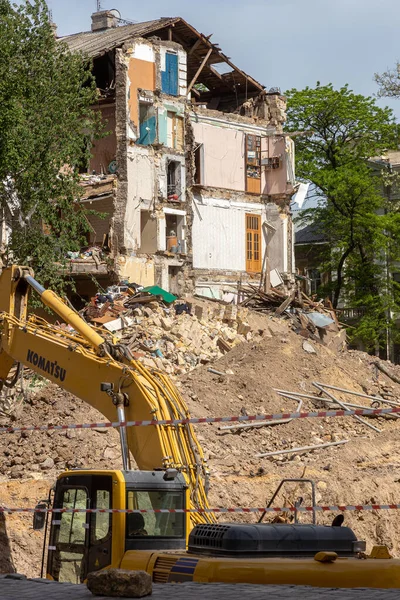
top-left (81, 290), bottom-right (263, 376)
top-left (302, 341), bottom-right (317, 354)
top-left (87, 569), bottom-right (152, 598)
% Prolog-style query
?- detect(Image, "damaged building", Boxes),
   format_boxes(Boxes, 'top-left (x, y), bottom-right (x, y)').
top-left (62, 11), bottom-right (296, 299)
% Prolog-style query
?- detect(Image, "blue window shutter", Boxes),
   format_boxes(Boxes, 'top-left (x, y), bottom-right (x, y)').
top-left (162, 52), bottom-right (178, 96)
top-left (138, 115), bottom-right (156, 145)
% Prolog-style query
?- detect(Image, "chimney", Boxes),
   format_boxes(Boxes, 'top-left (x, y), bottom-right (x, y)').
top-left (91, 10), bottom-right (118, 32)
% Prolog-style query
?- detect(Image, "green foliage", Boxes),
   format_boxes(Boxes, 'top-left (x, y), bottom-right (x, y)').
top-left (286, 83), bottom-right (400, 353)
top-left (0, 0), bottom-right (102, 294)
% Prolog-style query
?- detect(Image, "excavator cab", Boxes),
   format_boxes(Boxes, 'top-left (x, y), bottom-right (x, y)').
top-left (43, 469), bottom-right (189, 583)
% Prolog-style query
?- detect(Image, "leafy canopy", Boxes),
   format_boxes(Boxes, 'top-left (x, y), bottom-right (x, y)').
top-left (0, 0), bottom-right (101, 292)
top-left (286, 83), bottom-right (400, 352)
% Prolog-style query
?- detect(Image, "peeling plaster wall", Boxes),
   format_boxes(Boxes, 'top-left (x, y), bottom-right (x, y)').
top-left (117, 255), bottom-right (155, 286)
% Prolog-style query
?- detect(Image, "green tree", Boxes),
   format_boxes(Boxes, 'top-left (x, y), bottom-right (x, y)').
top-left (286, 83), bottom-right (400, 353)
top-left (0, 0), bottom-right (101, 293)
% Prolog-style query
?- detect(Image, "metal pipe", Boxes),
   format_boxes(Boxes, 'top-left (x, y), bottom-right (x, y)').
top-left (313, 382), bottom-right (400, 406)
top-left (219, 418), bottom-right (292, 432)
top-left (255, 439), bottom-right (349, 459)
top-left (275, 390), bottom-right (325, 402)
top-left (24, 274), bottom-right (106, 352)
top-left (313, 383), bottom-right (381, 433)
top-left (117, 404), bottom-right (131, 471)
top-left (219, 400), bottom-right (303, 432)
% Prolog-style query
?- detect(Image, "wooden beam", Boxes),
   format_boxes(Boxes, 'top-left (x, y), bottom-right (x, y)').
top-left (187, 48), bottom-right (213, 93)
top-left (188, 37), bottom-right (203, 55)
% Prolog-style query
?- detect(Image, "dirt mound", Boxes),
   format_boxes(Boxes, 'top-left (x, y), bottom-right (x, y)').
top-left (1, 305), bottom-right (400, 575)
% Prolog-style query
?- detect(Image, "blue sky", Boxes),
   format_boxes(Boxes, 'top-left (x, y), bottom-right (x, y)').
top-left (47, 0), bottom-right (400, 119)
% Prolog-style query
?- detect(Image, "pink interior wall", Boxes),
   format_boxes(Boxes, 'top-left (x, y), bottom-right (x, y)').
top-left (192, 122), bottom-right (245, 191)
top-left (261, 136), bottom-right (288, 195)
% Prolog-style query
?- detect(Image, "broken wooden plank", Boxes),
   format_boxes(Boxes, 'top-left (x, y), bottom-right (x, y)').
top-left (275, 291), bottom-right (296, 316)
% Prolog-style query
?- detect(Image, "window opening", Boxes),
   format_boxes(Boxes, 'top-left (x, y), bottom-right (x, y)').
top-left (166, 112), bottom-right (184, 150)
top-left (246, 135), bottom-right (261, 194)
top-left (138, 103), bottom-right (156, 145)
top-left (194, 144), bottom-right (203, 185)
top-left (306, 268), bottom-right (322, 295)
top-left (92, 489), bottom-right (111, 543)
top-left (246, 213), bottom-right (262, 273)
top-left (167, 160), bottom-right (182, 200)
top-left (126, 490), bottom-right (184, 539)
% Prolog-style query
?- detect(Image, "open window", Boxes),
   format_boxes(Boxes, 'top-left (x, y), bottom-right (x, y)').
top-left (167, 160), bottom-right (182, 201)
top-left (138, 103), bottom-right (156, 146)
top-left (165, 213), bottom-right (186, 254)
top-left (167, 112), bottom-right (184, 151)
top-left (245, 134), bottom-right (261, 194)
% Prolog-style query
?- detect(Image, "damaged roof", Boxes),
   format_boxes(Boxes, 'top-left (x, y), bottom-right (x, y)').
top-left (60, 17), bottom-right (265, 105)
top-left (60, 17), bottom-right (176, 57)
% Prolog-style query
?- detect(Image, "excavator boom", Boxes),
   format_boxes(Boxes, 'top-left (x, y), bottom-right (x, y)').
top-left (0, 267), bottom-right (211, 527)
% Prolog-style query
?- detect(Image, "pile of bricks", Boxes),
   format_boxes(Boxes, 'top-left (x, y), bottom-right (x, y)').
top-left (117, 300), bottom-right (255, 376)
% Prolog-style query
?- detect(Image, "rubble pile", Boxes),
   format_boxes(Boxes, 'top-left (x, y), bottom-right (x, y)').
top-left (82, 288), bottom-right (265, 376)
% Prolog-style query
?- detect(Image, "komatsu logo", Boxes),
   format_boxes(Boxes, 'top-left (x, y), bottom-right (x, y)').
top-left (26, 350), bottom-right (66, 382)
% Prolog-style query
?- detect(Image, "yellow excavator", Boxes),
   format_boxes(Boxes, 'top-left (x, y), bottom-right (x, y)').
top-left (0, 265), bottom-right (399, 588)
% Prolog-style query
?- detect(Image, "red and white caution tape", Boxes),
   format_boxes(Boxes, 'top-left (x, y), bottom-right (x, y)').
top-left (1, 405), bottom-right (400, 434)
top-left (1, 504), bottom-right (400, 514)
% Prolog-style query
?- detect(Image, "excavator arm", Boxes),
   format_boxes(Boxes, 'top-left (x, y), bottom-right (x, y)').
top-left (0, 266), bottom-right (211, 526)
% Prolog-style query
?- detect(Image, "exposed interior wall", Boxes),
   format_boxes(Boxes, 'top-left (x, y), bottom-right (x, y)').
top-left (117, 255), bottom-right (155, 286)
top-left (261, 136), bottom-right (288, 196)
top-left (191, 121), bottom-right (245, 191)
top-left (125, 147), bottom-right (156, 250)
top-left (127, 43), bottom-right (156, 130)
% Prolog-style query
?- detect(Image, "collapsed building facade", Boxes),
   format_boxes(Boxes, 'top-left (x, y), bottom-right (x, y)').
top-left (62, 12), bottom-right (296, 299)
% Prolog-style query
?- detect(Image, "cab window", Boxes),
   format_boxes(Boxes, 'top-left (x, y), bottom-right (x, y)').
top-left (126, 490), bottom-right (184, 539)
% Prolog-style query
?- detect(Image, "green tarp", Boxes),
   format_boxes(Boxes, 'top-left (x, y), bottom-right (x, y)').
top-left (142, 285), bottom-right (177, 305)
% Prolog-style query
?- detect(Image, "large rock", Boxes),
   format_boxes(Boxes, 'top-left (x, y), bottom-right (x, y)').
top-left (87, 569), bottom-right (152, 598)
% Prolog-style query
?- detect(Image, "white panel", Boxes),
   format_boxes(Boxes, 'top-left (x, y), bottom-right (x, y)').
top-left (132, 43), bottom-right (154, 63)
top-left (192, 203), bottom-right (245, 271)
top-left (158, 216), bottom-right (167, 252)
